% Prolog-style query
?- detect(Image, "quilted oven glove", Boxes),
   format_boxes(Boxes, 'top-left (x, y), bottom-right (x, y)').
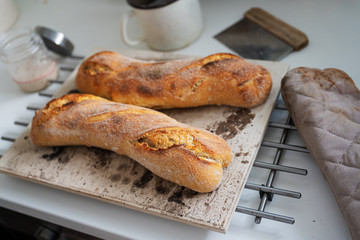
top-left (281, 67), bottom-right (360, 240)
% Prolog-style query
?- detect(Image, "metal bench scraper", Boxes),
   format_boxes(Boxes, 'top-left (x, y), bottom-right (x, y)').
top-left (214, 8), bottom-right (308, 61)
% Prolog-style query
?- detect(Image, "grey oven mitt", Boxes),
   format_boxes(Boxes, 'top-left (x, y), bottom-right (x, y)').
top-left (281, 67), bottom-right (360, 240)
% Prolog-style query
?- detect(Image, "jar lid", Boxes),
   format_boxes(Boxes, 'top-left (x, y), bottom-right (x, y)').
top-left (35, 26), bottom-right (74, 57)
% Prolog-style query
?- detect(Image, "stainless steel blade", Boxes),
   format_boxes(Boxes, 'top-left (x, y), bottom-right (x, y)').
top-left (214, 18), bottom-right (293, 61)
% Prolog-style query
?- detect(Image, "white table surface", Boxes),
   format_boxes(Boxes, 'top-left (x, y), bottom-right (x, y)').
top-left (0, 0), bottom-right (358, 239)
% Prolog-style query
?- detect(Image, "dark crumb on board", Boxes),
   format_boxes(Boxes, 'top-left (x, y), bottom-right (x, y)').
top-left (167, 186), bottom-right (199, 206)
top-left (122, 177), bottom-right (131, 185)
top-left (41, 147), bottom-right (70, 163)
top-left (155, 184), bottom-right (169, 195)
top-left (155, 179), bottom-right (172, 195)
top-left (208, 108), bottom-right (255, 140)
top-left (88, 147), bottom-right (113, 169)
top-left (183, 188), bottom-right (198, 198)
top-left (42, 147), bottom-right (65, 161)
top-left (133, 170), bottom-right (154, 188)
top-left (109, 173), bottom-right (121, 182)
top-left (167, 187), bottom-right (186, 206)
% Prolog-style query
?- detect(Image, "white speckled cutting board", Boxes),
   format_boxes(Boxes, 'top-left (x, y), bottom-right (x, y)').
top-left (0, 50), bottom-right (289, 233)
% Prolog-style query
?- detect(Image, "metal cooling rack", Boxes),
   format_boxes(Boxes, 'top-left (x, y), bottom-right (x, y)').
top-left (0, 59), bottom-right (309, 226)
top-left (236, 104), bottom-right (308, 224)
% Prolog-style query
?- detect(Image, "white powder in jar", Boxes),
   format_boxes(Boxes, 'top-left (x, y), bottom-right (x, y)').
top-left (12, 59), bottom-right (58, 92)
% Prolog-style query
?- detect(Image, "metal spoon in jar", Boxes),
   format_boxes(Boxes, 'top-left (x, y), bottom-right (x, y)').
top-left (35, 26), bottom-right (83, 59)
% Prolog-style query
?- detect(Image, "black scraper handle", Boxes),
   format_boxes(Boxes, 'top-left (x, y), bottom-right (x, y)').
top-left (244, 8), bottom-right (309, 50)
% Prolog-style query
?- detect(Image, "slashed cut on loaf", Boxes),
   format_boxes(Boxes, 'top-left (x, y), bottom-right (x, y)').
top-left (75, 51), bottom-right (272, 109)
top-left (30, 94), bottom-right (233, 192)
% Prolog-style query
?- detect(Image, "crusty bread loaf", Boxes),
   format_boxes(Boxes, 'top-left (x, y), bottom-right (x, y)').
top-left (30, 93), bottom-right (233, 192)
top-left (75, 51), bottom-right (272, 109)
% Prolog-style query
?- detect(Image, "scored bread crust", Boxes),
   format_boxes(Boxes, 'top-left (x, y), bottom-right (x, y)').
top-left (30, 94), bottom-right (233, 192)
top-left (75, 51), bottom-right (272, 109)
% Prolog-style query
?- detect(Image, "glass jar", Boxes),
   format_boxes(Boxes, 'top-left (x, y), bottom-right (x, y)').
top-left (0, 27), bottom-right (58, 92)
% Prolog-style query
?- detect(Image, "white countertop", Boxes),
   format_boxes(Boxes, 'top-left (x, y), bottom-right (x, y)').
top-left (0, 0), bottom-right (358, 239)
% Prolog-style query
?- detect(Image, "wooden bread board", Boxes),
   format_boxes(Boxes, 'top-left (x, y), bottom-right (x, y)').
top-left (0, 50), bottom-right (289, 233)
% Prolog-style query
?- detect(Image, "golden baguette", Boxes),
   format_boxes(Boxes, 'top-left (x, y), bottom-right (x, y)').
top-left (30, 94), bottom-right (233, 192)
top-left (75, 51), bottom-right (272, 109)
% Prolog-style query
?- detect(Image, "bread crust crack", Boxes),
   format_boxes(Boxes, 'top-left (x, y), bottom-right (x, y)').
top-left (135, 128), bottom-right (221, 165)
